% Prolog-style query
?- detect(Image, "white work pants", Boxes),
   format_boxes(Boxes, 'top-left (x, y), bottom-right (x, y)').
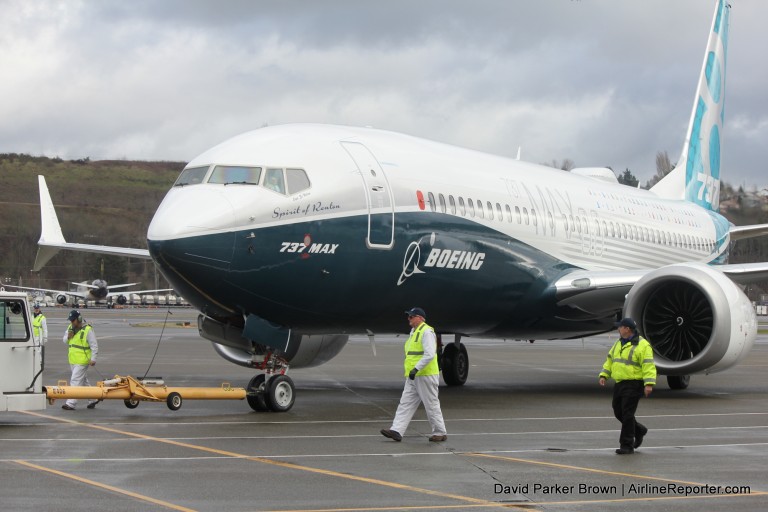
top-left (65, 364), bottom-right (97, 408)
top-left (390, 374), bottom-right (447, 436)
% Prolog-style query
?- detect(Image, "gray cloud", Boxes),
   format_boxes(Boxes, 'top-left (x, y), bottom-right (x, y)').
top-left (1, 0), bottom-right (766, 187)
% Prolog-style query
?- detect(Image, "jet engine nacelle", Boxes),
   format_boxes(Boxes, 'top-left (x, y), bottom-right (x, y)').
top-left (116, 294), bottom-right (128, 305)
top-left (56, 294), bottom-right (68, 305)
top-left (198, 315), bottom-right (348, 369)
top-left (624, 262), bottom-right (756, 375)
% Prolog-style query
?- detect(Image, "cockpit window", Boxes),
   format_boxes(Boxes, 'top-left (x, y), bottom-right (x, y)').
top-left (285, 168), bottom-right (311, 195)
top-left (209, 165), bottom-right (262, 185)
top-left (174, 166), bottom-right (209, 186)
top-left (264, 168), bottom-right (286, 194)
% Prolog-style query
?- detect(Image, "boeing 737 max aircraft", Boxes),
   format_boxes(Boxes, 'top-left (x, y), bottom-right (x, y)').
top-left (33, 0), bottom-right (768, 411)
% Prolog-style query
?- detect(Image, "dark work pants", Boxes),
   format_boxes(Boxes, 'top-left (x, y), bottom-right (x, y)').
top-left (612, 380), bottom-right (647, 448)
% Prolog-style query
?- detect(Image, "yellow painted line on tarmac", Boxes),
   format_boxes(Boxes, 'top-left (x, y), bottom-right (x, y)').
top-left (11, 460), bottom-right (197, 512)
top-left (21, 411), bottom-right (534, 511)
top-left (469, 452), bottom-right (735, 487)
top-left (263, 505), bottom-right (517, 512)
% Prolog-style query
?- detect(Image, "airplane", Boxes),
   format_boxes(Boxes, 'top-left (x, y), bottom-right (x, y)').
top-left (31, 0), bottom-right (768, 412)
top-left (5, 279), bottom-right (170, 308)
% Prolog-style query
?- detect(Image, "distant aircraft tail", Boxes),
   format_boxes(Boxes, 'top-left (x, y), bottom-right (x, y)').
top-left (33, 175), bottom-right (67, 271)
top-left (650, 0), bottom-right (729, 212)
top-left (32, 175), bottom-right (152, 271)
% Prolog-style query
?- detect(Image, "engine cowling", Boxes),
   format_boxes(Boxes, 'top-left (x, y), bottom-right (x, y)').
top-left (624, 262), bottom-right (756, 375)
top-left (198, 315), bottom-right (348, 369)
top-left (56, 294), bottom-right (68, 305)
top-left (116, 294), bottom-right (128, 305)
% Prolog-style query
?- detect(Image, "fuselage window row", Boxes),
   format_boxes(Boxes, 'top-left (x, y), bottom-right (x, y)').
top-left (425, 192), bottom-right (715, 252)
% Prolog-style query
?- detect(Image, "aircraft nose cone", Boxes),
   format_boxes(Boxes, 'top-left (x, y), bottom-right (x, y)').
top-left (148, 187), bottom-right (235, 241)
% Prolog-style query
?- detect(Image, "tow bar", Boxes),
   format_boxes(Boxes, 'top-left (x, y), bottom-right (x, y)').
top-left (44, 375), bottom-right (247, 411)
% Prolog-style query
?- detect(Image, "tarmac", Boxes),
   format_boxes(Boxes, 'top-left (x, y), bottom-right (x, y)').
top-left (1, 307), bottom-right (767, 511)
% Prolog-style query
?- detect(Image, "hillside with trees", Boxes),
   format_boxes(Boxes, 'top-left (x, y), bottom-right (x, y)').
top-left (0, 154), bottom-right (184, 292)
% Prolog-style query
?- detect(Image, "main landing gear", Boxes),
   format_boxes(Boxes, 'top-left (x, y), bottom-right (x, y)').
top-left (246, 352), bottom-right (296, 412)
top-left (439, 334), bottom-right (469, 386)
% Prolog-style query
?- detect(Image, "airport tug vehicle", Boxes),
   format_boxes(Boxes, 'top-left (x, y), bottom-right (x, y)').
top-left (0, 292), bottom-right (46, 412)
top-left (0, 291), bottom-right (281, 412)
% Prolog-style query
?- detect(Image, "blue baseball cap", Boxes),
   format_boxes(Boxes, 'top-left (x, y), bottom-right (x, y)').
top-left (404, 307), bottom-right (426, 319)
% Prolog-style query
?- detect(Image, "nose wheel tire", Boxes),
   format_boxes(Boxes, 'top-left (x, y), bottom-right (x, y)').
top-left (246, 374), bottom-right (270, 412)
top-left (266, 375), bottom-right (295, 412)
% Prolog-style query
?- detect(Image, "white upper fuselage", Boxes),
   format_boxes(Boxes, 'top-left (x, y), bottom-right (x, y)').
top-left (148, 123), bottom-right (726, 273)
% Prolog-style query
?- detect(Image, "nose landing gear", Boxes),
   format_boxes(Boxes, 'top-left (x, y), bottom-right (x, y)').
top-left (246, 352), bottom-right (296, 412)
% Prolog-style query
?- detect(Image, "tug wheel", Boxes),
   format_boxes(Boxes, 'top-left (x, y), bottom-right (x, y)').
top-left (166, 392), bottom-right (183, 411)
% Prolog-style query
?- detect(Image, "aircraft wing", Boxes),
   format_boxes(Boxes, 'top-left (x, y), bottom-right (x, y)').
top-left (729, 223), bottom-right (768, 241)
top-left (2, 285), bottom-right (86, 300)
top-left (33, 175), bottom-right (151, 271)
top-left (554, 262), bottom-right (768, 315)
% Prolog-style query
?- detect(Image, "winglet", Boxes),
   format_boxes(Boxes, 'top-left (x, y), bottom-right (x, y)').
top-left (651, 0), bottom-right (729, 212)
top-left (33, 175), bottom-right (66, 271)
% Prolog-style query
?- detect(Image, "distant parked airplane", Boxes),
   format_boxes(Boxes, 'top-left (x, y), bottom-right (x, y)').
top-left (7, 279), bottom-right (169, 307)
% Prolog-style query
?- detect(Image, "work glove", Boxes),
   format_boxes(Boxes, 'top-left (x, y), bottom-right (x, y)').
top-left (408, 368), bottom-right (418, 380)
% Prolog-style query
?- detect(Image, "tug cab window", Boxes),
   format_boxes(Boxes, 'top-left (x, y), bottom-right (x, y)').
top-left (174, 166), bottom-right (209, 186)
top-left (209, 165), bottom-right (262, 185)
top-left (1, 300), bottom-right (29, 341)
top-left (264, 168), bottom-right (287, 194)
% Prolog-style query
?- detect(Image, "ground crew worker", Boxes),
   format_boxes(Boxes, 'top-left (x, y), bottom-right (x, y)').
top-left (381, 307), bottom-right (447, 442)
top-left (61, 309), bottom-right (100, 410)
top-left (599, 317), bottom-right (656, 454)
top-left (31, 303), bottom-right (48, 345)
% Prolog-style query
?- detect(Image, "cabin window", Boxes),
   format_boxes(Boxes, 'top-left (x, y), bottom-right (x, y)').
top-left (515, 206), bottom-right (521, 224)
top-left (264, 168), bottom-right (287, 194)
top-left (174, 166), bottom-right (210, 186)
top-left (505, 205), bottom-right (513, 223)
top-left (467, 198), bottom-right (475, 217)
top-left (427, 192), bottom-right (436, 212)
top-left (496, 203), bottom-right (503, 222)
top-left (286, 168), bottom-right (311, 194)
top-left (209, 165), bottom-right (262, 186)
top-left (438, 193), bottom-right (447, 213)
top-left (523, 207), bottom-right (529, 225)
top-left (486, 201), bottom-right (494, 220)
top-left (458, 197), bottom-right (466, 216)
top-left (476, 200), bottom-right (484, 219)
top-left (449, 195), bottom-right (457, 214)
top-left (531, 208), bottom-right (537, 227)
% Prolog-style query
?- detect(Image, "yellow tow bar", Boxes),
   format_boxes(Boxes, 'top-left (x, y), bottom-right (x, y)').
top-left (44, 375), bottom-right (247, 411)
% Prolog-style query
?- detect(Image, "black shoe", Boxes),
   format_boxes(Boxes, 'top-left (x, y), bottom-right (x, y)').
top-left (616, 446), bottom-right (634, 455)
top-left (633, 430), bottom-right (647, 449)
top-left (86, 400), bottom-right (101, 409)
top-left (380, 429), bottom-right (402, 442)
top-left (429, 434), bottom-right (447, 442)
top-left (61, 404), bottom-right (75, 411)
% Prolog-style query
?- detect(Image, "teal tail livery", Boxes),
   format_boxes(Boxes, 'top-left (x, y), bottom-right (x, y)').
top-left (29, 1), bottom-right (768, 411)
top-left (652, 0), bottom-right (729, 212)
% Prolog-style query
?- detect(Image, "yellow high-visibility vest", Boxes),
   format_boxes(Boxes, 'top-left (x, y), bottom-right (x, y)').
top-left (68, 324), bottom-right (93, 365)
top-left (403, 322), bottom-right (439, 377)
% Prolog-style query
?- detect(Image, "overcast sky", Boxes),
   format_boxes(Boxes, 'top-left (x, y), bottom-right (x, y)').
top-left (1, 0), bottom-right (766, 188)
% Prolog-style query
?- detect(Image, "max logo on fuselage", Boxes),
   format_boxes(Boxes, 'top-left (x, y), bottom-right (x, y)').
top-left (397, 236), bottom-right (485, 286)
top-left (280, 242), bottom-right (339, 254)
